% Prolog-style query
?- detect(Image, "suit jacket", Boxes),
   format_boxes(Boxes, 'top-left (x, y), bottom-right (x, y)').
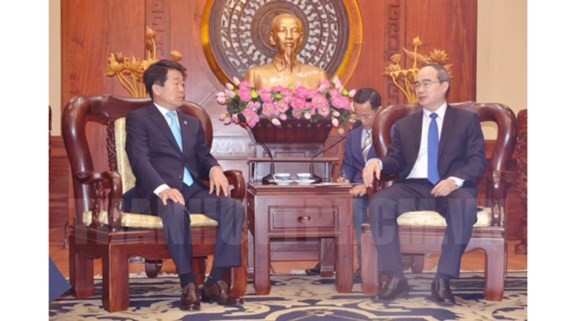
top-left (125, 104), bottom-right (220, 199)
top-left (382, 105), bottom-right (487, 187)
top-left (341, 126), bottom-right (377, 184)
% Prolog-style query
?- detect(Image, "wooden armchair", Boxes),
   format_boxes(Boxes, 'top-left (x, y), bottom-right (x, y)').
top-left (360, 102), bottom-right (517, 301)
top-left (62, 95), bottom-right (248, 312)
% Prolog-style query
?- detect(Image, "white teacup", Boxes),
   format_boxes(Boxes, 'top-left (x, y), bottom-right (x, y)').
top-left (297, 173), bottom-right (312, 181)
top-left (273, 173), bottom-right (291, 181)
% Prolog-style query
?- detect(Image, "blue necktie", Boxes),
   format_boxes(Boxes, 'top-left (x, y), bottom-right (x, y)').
top-left (427, 113), bottom-right (440, 184)
top-left (166, 111), bottom-right (194, 186)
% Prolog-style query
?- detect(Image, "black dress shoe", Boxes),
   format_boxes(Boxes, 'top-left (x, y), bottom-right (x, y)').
top-left (180, 283), bottom-right (201, 311)
top-left (202, 280), bottom-right (239, 305)
top-left (305, 263), bottom-right (321, 276)
top-left (431, 277), bottom-right (456, 306)
top-left (374, 276), bottom-right (409, 301)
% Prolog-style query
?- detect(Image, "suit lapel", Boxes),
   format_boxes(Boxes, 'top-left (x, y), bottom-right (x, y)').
top-left (149, 105), bottom-right (182, 154)
top-left (439, 105), bottom-right (456, 156)
top-left (410, 111), bottom-right (422, 159)
top-left (178, 111), bottom-right (192, 157)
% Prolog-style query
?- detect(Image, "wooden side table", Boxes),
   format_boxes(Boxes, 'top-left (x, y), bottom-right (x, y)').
top-left (246, 183), bottom-right (354, 294)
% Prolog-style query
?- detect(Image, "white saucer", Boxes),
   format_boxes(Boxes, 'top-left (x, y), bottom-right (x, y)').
top-left (296, 179), bottom-right (316, 185)
top-left (275, 180), bottom-right (294, 185)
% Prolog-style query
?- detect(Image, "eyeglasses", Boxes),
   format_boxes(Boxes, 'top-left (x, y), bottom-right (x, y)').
top-left (413, 80), bottom-right (442, 90)
top-left (353, 113), bottom-right (375, 121)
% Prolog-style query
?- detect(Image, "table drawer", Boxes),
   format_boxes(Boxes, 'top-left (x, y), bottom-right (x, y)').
top-left (269, 206), bottom-right (337, 233)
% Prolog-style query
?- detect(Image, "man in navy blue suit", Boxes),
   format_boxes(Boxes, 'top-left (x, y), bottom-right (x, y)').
top-left (306, 88), bottom-right (381, 278)
top-left (124, 60), bottom-right (244, 311)
top-left (363, 64), bottom-right (487, 306)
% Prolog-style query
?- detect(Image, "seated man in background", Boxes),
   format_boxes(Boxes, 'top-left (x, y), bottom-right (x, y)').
top-left (306, 88), bottom-right (382, 278)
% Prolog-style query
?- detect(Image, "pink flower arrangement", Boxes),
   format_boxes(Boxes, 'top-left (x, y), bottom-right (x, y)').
top-left (217, 77), bottom-right (355, 129)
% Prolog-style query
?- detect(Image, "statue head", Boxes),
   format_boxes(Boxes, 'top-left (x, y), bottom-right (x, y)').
top-left (269, 13), bottom-right (304, 71)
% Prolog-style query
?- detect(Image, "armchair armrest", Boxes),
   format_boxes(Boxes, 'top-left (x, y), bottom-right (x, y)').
top-left (224, 170), bottom-right (245, 200)
top-left (487, 169), bottom-right (512, 227)
top-left (75, 170), bottom-right (123, 230)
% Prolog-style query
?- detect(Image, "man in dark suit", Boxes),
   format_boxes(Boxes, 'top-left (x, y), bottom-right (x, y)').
top-left (305, 88), bottom-right (381, 279)
top-left (363, 64), bottom-right (487, 306)
top-left (124, 59), bottom-right (245, 311)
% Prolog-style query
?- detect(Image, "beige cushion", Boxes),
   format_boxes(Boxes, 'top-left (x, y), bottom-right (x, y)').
top-left (397, 207), bottom-right (493, 227)
top-left (83, 211), bottom-right (218, 228)
top-left (115, 118), bottom-right (136, 192)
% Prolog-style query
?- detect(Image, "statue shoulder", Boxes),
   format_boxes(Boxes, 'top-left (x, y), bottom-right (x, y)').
top-left (244, 64), bottom-right (274, 83)
top-left (299, 64), bottom-right (328, 81)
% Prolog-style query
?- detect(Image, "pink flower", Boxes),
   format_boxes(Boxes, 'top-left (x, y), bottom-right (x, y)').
top-left (330, 90), bottom-right (351, 110)
top-left (225, 89), bottom-right (236, 98)
top-left (247, 101), bottom-right (261, 112)
top-left (258, 88), bottom-right (274, 103)
top-left (293, 86), bottom-right (312, 100)
top-left (275, 100), bottom-right (289, 113)
top-left (311, 92), bottom-right (328, 110)
top-left (316, 105), bottom-right (330, 118)
top-left (318, 80), bottom-right (332, 91)
top-left (241, 108), bottom-right (260, 128)
top-left (261, 102), bottom-right (280, 117)
top-left (290, 95), bottom-right (307, 111)
top-left (291, 109), bottom-right (304, 119)
top-left (239, 86), bottom-right (253, 102)
top-left (215, 91), bottom-right (228, 104)
top-left (217, 78), bottom-right (354, 130)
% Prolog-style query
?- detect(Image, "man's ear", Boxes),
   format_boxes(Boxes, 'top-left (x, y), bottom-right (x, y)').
top-left (152, 83), bottom-right (162, 97)
top-left (269, 32), bottom-right (276, 46)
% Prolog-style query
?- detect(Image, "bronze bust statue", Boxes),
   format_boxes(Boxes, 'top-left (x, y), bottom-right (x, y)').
top-left (244, 13), bottom-right (328, 90)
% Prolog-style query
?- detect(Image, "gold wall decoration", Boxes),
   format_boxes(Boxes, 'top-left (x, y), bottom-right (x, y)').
top-left (105, 26), bottom-right (183, 98)
top-left (201, 0), bottom-right (362, 86)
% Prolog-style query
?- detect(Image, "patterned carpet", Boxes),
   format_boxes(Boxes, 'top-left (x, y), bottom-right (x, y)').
top-left (49, 272), bottom-right (527, 320)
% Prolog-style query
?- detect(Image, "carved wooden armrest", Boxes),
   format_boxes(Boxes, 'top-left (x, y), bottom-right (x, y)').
top-left (75, 170), bottom-right (123, 230)
top-left (224, 170), bottom-right (245, 200)
top-left (486, 169), bottom-right (511, 227)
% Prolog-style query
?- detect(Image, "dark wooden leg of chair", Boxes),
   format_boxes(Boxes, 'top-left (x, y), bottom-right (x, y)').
top-left (102, 247), bottom-right (130, 312)
top-left (231, 225), bottom-right (249, 298)
top-left (144, 259), bottom-right (163, 278)
top-left (515, 215), bottom-right (527, 255)
top-left (69, 236), bottom-right (94, 298)
top-left (193, 258), bottom-right (206, 286)
top-left (361, 223), bottom-right (380, 294)
top-left (410, 254), bottom-right (425, 273)
top-left (483, 241), bottom-right (506, 301)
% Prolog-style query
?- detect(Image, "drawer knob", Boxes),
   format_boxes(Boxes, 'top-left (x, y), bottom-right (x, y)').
top-left (297, 216), bottom-right (312, 224)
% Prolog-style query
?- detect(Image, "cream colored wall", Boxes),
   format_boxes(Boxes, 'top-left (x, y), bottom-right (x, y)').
top-left (50, 0), bottom-right (61, 135)
top-left (48, 0), bottom-right (527, 137)
top-left (477, 0), bottom-right (527, 137)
